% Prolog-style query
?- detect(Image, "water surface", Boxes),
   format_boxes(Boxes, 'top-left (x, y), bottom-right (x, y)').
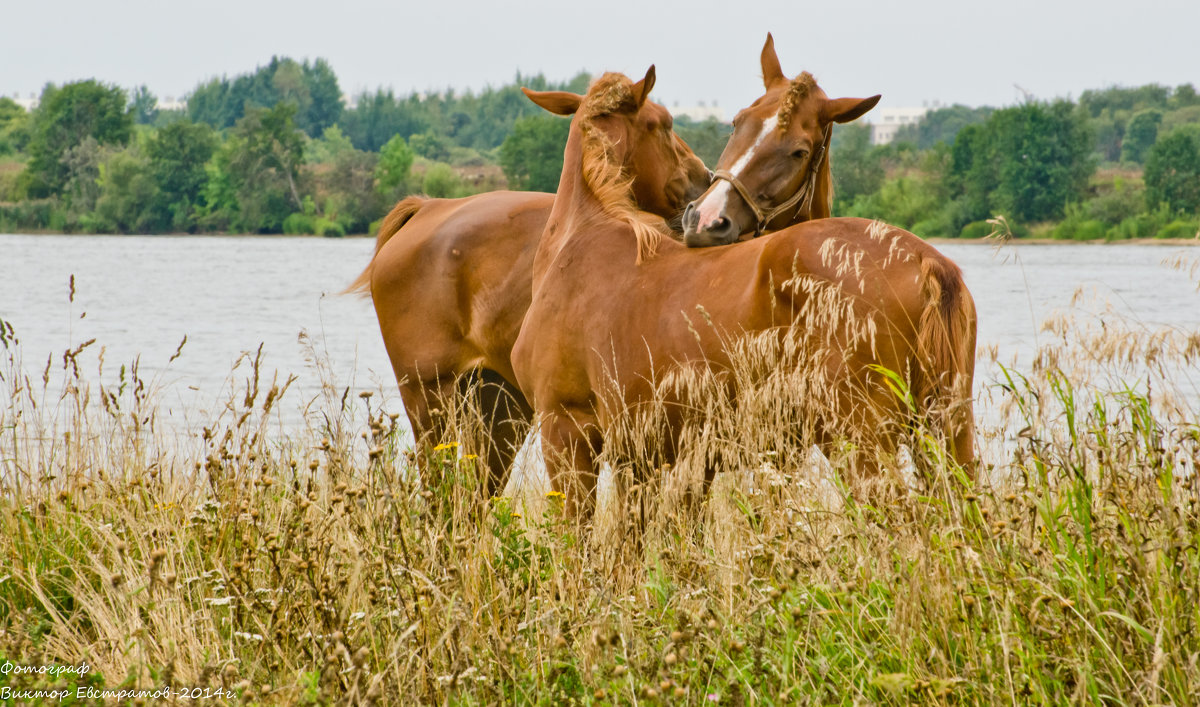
top-left (3, 234), bottom-right (1198, 436)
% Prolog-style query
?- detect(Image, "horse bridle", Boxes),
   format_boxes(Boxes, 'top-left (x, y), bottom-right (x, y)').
top-left (710, 123), bottom-right (832, 238)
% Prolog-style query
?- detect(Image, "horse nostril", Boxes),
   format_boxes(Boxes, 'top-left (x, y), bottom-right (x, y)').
top-left (714, 216), bottom-right (730, 231)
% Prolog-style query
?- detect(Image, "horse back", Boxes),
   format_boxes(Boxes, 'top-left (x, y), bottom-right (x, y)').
top-left (369, 190), bottom-right (554, 383)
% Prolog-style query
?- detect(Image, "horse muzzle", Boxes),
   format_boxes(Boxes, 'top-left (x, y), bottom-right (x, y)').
top-left (682, 200), bottom-right (740, 248)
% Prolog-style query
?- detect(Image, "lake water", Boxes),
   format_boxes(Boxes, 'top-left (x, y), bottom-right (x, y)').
top-left (2, 234), bottom-right (1199, 442)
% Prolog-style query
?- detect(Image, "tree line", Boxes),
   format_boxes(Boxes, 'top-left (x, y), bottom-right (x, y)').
top-left (0, 58), bottom-right (605, 236)
top-left (0, 57), bottom-right (1197, 239)
top-left (832, 83), bottom-right (1200, 239)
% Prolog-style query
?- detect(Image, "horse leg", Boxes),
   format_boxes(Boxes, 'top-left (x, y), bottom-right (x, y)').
top-left (471, 369), bottom-right (534, 497)
top-left (540, 410), bottom-right (602, 519)
top-left (399, 377), bottom-right (456, 475)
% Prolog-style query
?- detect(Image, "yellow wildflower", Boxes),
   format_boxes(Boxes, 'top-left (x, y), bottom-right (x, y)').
top-left (432, 442), bottom-right (459, 452)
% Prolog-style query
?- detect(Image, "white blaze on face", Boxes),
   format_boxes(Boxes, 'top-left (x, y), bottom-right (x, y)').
top-left (694, 115), bottom-right (778, 230)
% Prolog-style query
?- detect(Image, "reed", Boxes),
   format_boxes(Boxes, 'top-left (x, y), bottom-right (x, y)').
top-left (2, 245), bottom-right (1199, 704)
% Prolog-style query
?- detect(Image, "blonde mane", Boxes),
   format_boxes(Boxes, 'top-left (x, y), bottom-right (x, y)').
top-left (777, 71), bottom-right (817, 131)
top-left (576, 73), bottom-right (671, 264)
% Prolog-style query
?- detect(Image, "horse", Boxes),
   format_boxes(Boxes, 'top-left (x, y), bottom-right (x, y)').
top-left (512, 67), bottom-right (977, 518)
top-left (347, 90), bottom-right (710, 495)
top-left (682, 33), bottom-right (880, 245)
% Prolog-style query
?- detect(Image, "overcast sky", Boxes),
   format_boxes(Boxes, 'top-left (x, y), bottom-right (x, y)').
top-left (3, 0), bottom-right (1197, 119)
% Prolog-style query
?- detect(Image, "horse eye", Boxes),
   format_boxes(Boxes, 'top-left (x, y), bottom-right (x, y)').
top-left (791, 149), bottom-right (810, 160)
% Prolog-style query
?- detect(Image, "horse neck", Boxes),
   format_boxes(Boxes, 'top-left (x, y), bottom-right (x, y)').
top-left (798, 129), bottom-right (834, 222)
top-left (535, 129), bottom-right (629, 285)
top-left (807, 146), bottom-right (834, 219)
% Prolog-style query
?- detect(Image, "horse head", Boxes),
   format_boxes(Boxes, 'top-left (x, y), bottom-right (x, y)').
top-left (523, 67), bottom-right (712, 238)
top-left (682, 34), bottom-right (881, 247)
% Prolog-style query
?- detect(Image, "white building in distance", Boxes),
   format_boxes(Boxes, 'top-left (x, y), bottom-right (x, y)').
top-left (868, 102), bottom-right (943, 145)
top-left (7, 92), bottom-right (187, 113)
top-left (669, 100), bottom-right (725, 123)
top-left (10, 93), bottom-right (39, 111)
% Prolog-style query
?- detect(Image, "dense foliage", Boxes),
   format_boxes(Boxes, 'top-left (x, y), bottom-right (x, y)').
top-left (0, 58), bottom-right (1197, 238)
top-left (836, 84), bottom-right (1200, 239)
top-left (0, 60), bottom-right (588, 235)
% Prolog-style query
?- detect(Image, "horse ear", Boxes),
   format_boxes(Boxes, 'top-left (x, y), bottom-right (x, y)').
top-left (821, 95), bottom-right (882, 124)
top-left (521, 88), bottom-right (582, 116)
top-left (760, 32), bottom-right (785, 88)
top-left (631, 65), bottom-right (656, 107)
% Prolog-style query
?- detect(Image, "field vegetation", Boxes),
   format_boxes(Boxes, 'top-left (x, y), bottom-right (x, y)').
top-left (3, 234), bottom-right (1200, 704)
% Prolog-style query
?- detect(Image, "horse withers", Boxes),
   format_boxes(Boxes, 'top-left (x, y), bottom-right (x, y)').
top-left (513, 67), bottom-right (977, 519)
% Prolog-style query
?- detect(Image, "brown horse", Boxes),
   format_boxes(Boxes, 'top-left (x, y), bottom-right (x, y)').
top-left (348, 85), bottom-right (710, 494)
top-left (512, 68), bottom-right (976, 518)
top-left (682, 33), bottom-right (880, 245)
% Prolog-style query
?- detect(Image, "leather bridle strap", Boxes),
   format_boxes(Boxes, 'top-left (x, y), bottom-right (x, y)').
top-left (710, 123), bottom-right (831, 237)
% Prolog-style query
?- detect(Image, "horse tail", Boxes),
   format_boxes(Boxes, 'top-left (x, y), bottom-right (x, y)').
top-left (913, 256), bottom-right (977, 472)
top-left (344, 196), bottom-right (428, 296)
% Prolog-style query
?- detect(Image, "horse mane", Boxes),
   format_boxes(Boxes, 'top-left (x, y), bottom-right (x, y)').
top-left (777, 71), bottom-right (817, 131)
top-left (577, 73), bottom-right (671, 264)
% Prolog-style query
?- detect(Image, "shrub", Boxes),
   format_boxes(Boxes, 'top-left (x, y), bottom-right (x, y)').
top-left (959, 220), bottom-right (993, 239)
top-left (1156, 219), bottom-right (1200, 239)
top-left (1054, 218), bottom-right (1107, 241)
top-left (282, 212), bottom-right (314, 235)
top-left (421, 162), bottom-right (464, 198)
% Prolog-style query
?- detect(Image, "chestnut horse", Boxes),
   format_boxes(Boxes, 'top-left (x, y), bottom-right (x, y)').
top-left (683, 33), bottom-right (880, 245)
top-left (348, 94), bottom-right (709, 494)
top-left (512, 68), bottom-right (977, 517)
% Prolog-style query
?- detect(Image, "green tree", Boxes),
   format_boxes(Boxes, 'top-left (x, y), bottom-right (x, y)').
top-left (948, 101), bottom-right (1092, 223)
top-left (894, 104), bottom-right (994, 149)
top-left (23, 80), bottom-right (133, 197)
top-left (674, 116), bottom-right (732, 168)
top-left (375, 134), bottom-right (414, 197)
top-left (220, 103), bottom-right (306, 232)
top-left (146, 120), bottom-right (217, 230)
top-left (408, 131), bottom-right (450, 162)
top-left (92, 147), bottom-right (157, 232)
top-left (130, 85), bottom-right (159, 125)
top-left (186, 56), bottom-right (342, 138)
top-left (339, 89), bottom-right (430, 151)
top-left (300, 58), bottom-right (343, 137)
top-left (993, 101), bottom-right (1092, 221)
top-left (320, 148), bottom-right (382, 233)
top-left (1121, 109), bottom-right (1162, 164)
top-left (1144, 127), bottom-right (1200, 215)
top-left (830, 123), bottom-right (884, 213)
top-left (1175, 84), bottom-right (1198, 107)
top-left (499, 114), bottom-right (569, 192)
top-left (305, 124), bottom-right (355, 164)
top-left (0, 97), bottom-right (29, 156)
top-left (1080, 84), bottom-right (1170, 117)
top-left (1091, 114), bottom-right (1123, 162)
top-left (60, 137), bottom-right (106, 222)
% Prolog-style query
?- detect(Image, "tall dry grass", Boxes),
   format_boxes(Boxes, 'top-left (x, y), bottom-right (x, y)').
top-left (3, 239), bottom-right (1200, 705)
